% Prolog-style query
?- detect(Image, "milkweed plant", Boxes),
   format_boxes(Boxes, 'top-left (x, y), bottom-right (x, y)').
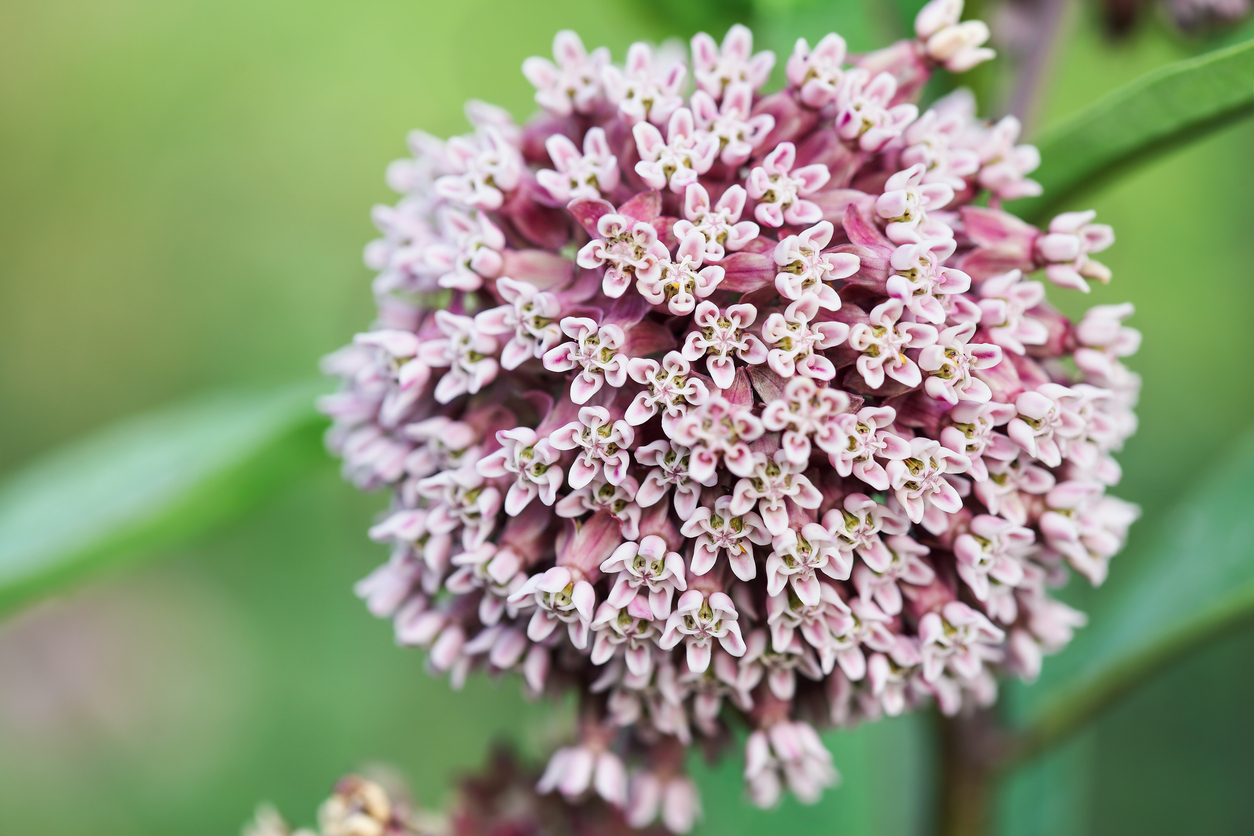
top-left (279, 1), bottom-right (1145, 831)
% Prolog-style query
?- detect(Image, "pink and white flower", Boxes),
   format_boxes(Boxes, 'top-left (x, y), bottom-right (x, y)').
top-left (680, 495), bottom-right (772, 580)
top-left (417, 311), bottom-right (500, 403)
top-left (511, 564), bottom-right (599, 650)
top-left (672, 183), bottom-right (759, 262)
top-left (765, 581), bottom-right (850, 664)
top-left (975, 452), bottom-right (1056, 526)
top-left (740, 629), bottom-right (823, 700)
top-left (403, 415), bottom-right (481, 480)
top-left (835, 69), bottom-right (918, 152)
top-left (476, 426), bottom-right (563, 513)
top-left (1007, 384), bottom-right (1086, 468)
top-left (634, 440), bottom-right (714, 521)
top-left (681, 302), bottom-right (768, 390)
top-left (746, 142), bottom-right (830, 228)
top-left (523, 30), bottom-right (609, 117)
top-left (590, 598), bottom-right (661, 676)
top-left (691, 24), bottom-right (775, 99)
top-left (415, 465), bottom-right (502, 550)
top-left (764, 521), bottom-right (845, 605)
top-left (601, 535), bottom-right (688, 619)
top-left (601, 41), bottom-right (686, 126)
top-left (536, 127), bottom-right (620, 203)
top-left (901, 106), bottom-right (981, 191)
top-left (852, 534), bottom-right (935, 616)
top-left (824, 597), bottom-right (897, 680)
top-left (731, 449), bottom-right (824, 537)
top-left (537, 738), bottom-right (627, 807)
top-left (690, 82), bottom-right (775, 167)
top-left (918, 601), bottom-right (1005, 682)
top-left (423, 208), bottom-right (505, 291)
top-left (977, 269), bottom-right (1049, 355)
top-left (638, 231), bottom-right (725, 314)
top-left (820, 492), bottom-right (909, 574)
top-left (867, 636), bottom-right (922, 716)
top-left (915, 0), bottom-right (995, 72)
top-left (446, 542), bottom-right (528, 626)
top-left (773, 221), bottom-right (860, 309)
top-left (940, 400), bottom-right (1018, 482)
top-left (885, 237), bottom-right (972, 324)
top-left (576, 213), bottom-right (671, 299)
top-left (885, 437), bottom-right (970, 527)
top-left (762, 295), bottom-right (850, 381)
top-left (1036, 210), bottom-right (1115, 292)
top-left (327, 15), bottom-right (1142, 817)
top-left (660, 588), bottom-right (747, 673)
top-left (549, 406), bottom-right (636, 489)
top-left (633, 107), bottom-right (720, 193)
top-left (760, 376), bottom-right (852, 465)
top-left (542, 316), bottom-right (628, 404)
top-left (918, 321), bottom-right (1002, 405)
top-left (671, 395), bottom-right (765, 482)
top-left (973, 115), bottom-right (1041, 201)
top-left (434, 127), bottom-right (523, 210)
top-left (744, 720), bottom-right (837, 808)
top-left (874, 164), bottom-right (954, 244)
top-left (626, 769), bottom-right (702, 833)
top-left (556, 476), bottom-right (642, 541)
top-left (816, 406), bottom-right (912, 491)
top-left (626, 350), bottom-right (710, 428)
top-left (786, 33), bottom-right (848, 109)
top-left (954, 514), bottom-right (1033, 601)
top-left (847, 298), bottom-right (938, 389)
top-left (347, 330), bottom-right (430, 428)
top-left (474, 277), bottom-right (563, 370)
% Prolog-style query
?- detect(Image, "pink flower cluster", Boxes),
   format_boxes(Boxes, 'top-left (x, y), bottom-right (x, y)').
top-left (321, 1), bottom-right (1139, 827)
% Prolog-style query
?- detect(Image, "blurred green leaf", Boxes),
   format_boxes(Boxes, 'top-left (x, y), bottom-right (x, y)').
top-left (995, 730), bottom-right (1096, 836)
top-left (0, 380), bottom-right (328, 615)
top-left (752, 0), bottom-right (891, 58)
top-left (1013, 37), bottom-right (1254, 221)
top-left (1006, 430), bottom-right (1254, 759)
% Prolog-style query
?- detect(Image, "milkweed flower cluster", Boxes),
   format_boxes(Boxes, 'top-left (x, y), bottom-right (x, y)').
top-left (320, 1), bottom-right (1140, 826)
top-left (246, 754), bottom-right (667, 836)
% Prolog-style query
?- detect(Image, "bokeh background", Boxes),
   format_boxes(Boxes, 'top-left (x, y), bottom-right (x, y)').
top-left (2, 1), bottom-right (1252, 833)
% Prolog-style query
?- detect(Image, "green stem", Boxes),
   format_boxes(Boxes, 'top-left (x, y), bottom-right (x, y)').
top-left (1005, 595), bottom-right (1254, 768)
top-left (1005, 0), bottom-right (1073, 133)
top-left (936, 709), bottom-right (1013, 836)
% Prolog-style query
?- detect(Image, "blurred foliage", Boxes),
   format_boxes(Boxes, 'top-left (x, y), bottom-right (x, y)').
top-left (995, 730), bottom-right (1096, 836)
top-left (0, 382), bottom-right (325, 615)
top-left (0, 468), bottom-right (565, 836)
top-left (0, 1), bottom-right (1252, 835)
top-left (1008, 429), bottom-right (1254, 746)
top-left (1010, 37), bottom-right (1254, 221)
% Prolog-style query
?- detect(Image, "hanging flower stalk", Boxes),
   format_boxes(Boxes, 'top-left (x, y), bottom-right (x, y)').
top-left (320, 1), bottom-right (1141, 828)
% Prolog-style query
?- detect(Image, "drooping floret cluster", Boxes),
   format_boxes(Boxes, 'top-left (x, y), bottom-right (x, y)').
top-left (320, 1), bottom-right (1140, 827)
top-left (246, 753), bottom-right (669, 836)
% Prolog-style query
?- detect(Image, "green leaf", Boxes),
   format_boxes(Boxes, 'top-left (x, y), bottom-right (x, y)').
top-left (995, 730), bottom-right (1097, 836)
top-left (0, 380), bottom-right (328, 615)
top-left (1012, 37), bottom-right (1254, 222)
top-left (1005, 429), bottom-right (1254, 760)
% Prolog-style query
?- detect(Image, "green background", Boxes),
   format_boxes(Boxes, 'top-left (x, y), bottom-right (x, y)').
top-left (1, 1), bottom-right (1252, 833)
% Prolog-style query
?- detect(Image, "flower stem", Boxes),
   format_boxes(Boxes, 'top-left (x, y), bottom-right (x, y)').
top-left (1006, 0), bottom-right (1073, 133)
top-left (937, 709), bottom-right (1014, 836)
